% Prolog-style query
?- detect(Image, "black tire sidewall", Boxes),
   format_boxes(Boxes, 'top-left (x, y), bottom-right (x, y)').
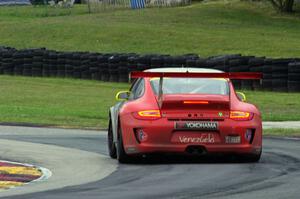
top-left (108, 119), bottom-right (117, 158)
top-left (117, 123), bottom-right (131, 163)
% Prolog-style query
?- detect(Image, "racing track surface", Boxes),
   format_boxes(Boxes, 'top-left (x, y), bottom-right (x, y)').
top-left (0, 126), bottom-right (300, 199)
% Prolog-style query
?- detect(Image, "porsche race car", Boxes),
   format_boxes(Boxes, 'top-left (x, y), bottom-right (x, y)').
top-left (108, 68), bottom-right (262, 163)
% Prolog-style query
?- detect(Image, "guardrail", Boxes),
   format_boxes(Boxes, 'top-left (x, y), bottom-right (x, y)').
top-left (0, 46), bottom-right (299, 92)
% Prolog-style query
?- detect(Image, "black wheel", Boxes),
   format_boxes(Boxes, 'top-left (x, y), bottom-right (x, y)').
top-left (107, 119), bottom-right (117, 159)
top-left (288, 73), bottom-right (300, 81)
top-left (247, 152), bottom-right (262, 163)
top-left (238, 149), bottom-right (262, 163)
top-left (288, 81), bottom-right (300, 92)
top-left (117, 123), bottom-right (132, 163)
top-left (288, 62), bottom-right (300, 73)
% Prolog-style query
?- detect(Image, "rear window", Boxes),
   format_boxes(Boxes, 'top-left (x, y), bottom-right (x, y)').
top-left (150, 78), bottom-right (229, 95)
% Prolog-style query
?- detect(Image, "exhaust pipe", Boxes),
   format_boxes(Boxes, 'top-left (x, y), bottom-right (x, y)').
top-left (185, 146), bottom-right (207, 155)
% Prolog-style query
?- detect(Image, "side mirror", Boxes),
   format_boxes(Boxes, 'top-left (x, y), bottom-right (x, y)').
top-left (116, 91), bottom-right (131, 101)
top-left (236, 92), bottom-right (247, 102)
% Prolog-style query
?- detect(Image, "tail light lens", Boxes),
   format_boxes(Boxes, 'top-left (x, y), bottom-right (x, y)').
top-left (183, 100), bottom-right (209, 104)
top-left (132, 110), bottom-right (161, 120)
top-left (230, 111), bottom-right (253, 121)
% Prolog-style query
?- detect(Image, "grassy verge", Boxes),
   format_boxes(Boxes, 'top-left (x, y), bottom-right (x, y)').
top-left (264, 128), bottom-right (300, 137)
top-left (0, 75), bottom-right (129, 129)
top-left (0, 75), bottom-right (300, 129)
top-left (0, 1), bottom-right (300, 57)
top-left (241, 90), bottom-right (300, 121)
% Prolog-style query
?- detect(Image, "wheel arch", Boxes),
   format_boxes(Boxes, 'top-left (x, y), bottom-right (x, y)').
top-left (109, 106), bottom-right (119, 144)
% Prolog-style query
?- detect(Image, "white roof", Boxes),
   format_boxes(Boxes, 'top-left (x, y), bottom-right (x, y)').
top-left (145, 67), bottom-right (223, 73)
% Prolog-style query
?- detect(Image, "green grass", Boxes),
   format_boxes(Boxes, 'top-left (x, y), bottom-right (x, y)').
top-left (242, 90), bottom-right (300, 121)
top-left (0, 75), bottom-right (129, 129)
top-left (0, 75), bottom-right (300, 129)
top-left (264, 128), bottom-right (300, 137)
top-left (0, 1), bottom-right (300, 57)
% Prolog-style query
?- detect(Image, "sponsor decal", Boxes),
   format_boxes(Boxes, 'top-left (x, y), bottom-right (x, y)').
top-left (179, 134), bottom-right (215, 143)
top-left (175, 121), bottom-right (218, 131)
top-left (225, 136), bottom-right (241, 144)
top-left (218, 112), bottom-right (223, 117)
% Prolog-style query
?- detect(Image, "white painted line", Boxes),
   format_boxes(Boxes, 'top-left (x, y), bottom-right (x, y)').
top-left (265, 136), bottom-right (300, 141)
top-left (34, 166), bottom-right (52, 182)
top-left (263, 121), bottom-right (300, 129)
top-left (282, 137), bottom-right (300, 141)
top-left (0, 125), bottom-right (106, 136)
top-left (0, 160), bottom-right (52, 191)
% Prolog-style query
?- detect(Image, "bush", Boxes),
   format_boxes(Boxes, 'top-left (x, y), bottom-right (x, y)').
top-left (269, 0), bottom-right (295, 12)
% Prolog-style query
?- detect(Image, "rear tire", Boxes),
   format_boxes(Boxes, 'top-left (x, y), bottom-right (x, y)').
top-left (117, 123), bottom-right (132, 163)
top-left (238, 149), bottom-right (262, 163)
top-left (107, 119), bottom-right (117, 159)
top-left (247, 153), bottom-right (261, 162)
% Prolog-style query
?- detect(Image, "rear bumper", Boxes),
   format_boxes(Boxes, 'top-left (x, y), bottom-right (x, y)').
top-left (120, 113), bottom-right (262, 156)
top-left (125, 143), bottom-right (261, 155)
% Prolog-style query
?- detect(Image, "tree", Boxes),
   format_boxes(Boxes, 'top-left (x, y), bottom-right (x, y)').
top-left (269, 0), bottom-right (295, 12)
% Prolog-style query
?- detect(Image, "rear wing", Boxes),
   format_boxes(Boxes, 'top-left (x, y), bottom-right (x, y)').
top-left (130, 71), bottom-right (262, 79)
top-left (130, 71), bottom-right (262, 108)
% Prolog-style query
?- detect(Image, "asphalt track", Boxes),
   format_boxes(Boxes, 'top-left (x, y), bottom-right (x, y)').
top-left (0, 125), bottom-right (300, 199)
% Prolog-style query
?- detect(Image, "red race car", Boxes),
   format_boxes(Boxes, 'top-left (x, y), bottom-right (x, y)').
top-left (108, 68), bottom-right (262, 163)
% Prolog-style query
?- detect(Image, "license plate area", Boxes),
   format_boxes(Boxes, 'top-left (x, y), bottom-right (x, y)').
top-left (175, 121), bottom-right (219, 131)
top-left (225, 136), bottom-right (241, 144)
top-left (171, 132), bottom-right (221, 144)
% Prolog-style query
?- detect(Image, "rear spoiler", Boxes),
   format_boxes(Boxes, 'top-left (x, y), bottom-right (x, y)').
top-left (130, 71), bottom-right (262, 79)
top-left (130, 71), bottom-right (262, 108)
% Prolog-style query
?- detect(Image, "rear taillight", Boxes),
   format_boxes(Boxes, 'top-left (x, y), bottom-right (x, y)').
top-left (230, 111), bottom-right (253, 121)
top-left (132, 110), bottom-right (161, 120)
